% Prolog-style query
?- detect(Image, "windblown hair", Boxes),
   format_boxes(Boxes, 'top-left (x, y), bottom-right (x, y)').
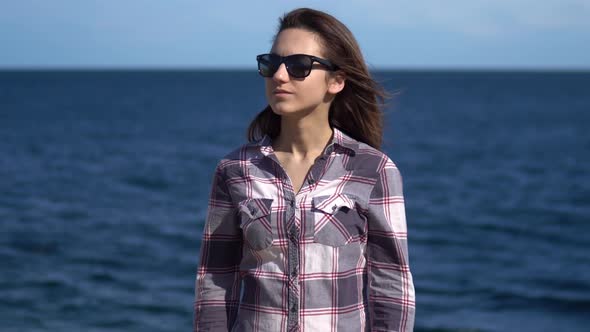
top-left (247, 7), bottom-right (389, 150)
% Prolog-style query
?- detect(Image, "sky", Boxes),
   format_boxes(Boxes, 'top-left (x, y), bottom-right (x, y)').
top-left (1, 0), bottom-right (589, 70)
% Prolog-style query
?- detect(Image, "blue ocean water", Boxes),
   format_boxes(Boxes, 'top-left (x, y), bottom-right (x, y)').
top-left (1, 70), bottom-right (589, 332)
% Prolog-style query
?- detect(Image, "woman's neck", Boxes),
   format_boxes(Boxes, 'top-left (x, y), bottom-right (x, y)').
top-left (272, 115), bottom-right (333, 160)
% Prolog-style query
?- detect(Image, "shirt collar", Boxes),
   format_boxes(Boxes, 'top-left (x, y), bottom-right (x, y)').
top-left (331, 127), bottom-right (359, 156)
top-left (256, 127), bottom-right (358, 157)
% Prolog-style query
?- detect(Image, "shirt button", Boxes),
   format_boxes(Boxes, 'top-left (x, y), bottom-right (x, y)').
top-left (291, 266), bottom-right (298, 277)
top-left (308, 178), bottom-right (315, 184)
top-left (291, 304), bottom-right (297, 312)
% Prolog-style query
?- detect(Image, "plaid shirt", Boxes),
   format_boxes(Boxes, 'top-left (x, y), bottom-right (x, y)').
top-left (194, 127), bottom-right (415, 331)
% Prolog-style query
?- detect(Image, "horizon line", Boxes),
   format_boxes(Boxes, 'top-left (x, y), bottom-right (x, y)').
top-left (1, 65), bottom-right (590, 73)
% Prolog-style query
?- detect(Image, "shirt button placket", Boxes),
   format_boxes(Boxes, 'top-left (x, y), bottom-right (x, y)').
top-left (287, 196), bottom-right (299, 331)
top-left (291, 265), bottom-right (298, 277)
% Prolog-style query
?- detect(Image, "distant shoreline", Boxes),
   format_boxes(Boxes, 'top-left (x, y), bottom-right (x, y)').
top-left (1, 67), bottom-right (590, 73)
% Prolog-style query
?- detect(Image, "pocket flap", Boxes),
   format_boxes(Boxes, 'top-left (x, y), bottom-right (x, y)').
top-left (238, 198), bottom-right (273, 219)
top-left (313, 193), bottom-right (357, 214)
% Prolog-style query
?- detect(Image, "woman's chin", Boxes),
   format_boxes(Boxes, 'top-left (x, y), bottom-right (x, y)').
top-left (270, 104), bottom-right (297, 116)
top-left (271, 104), bottom-right (322, 120)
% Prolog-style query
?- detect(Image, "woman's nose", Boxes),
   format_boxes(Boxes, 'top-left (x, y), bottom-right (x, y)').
top-left (272, 63), bottom-right (289, 83)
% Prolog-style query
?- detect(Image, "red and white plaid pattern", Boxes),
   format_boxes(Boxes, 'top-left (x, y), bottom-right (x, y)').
top-left (194, 127), bottom-right (415, 331)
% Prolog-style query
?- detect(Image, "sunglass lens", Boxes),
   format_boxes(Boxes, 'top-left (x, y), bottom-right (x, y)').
top-left (286, 55), bottom-right (312, 78)
top-left (258, 54), bottom-right (279, 77)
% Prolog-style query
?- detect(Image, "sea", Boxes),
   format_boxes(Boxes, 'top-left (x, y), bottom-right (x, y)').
top-left (1, 69), bottom-right (589, 332)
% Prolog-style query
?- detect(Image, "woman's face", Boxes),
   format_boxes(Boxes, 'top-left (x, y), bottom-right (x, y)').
top-left (265, 28), bottom-right (341, 117)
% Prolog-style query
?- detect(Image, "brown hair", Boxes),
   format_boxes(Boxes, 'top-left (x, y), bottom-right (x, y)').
top-left (247, 7), bottom-right (389, 150)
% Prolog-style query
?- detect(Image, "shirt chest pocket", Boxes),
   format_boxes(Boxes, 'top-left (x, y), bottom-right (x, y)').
top-left (237, 198), bottom-right (274, 251)
top-left (312, 193), bottom-right (367, 247)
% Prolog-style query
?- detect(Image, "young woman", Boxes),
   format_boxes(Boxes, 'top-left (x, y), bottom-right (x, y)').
top-left (194, 8), bottom-right (415, 332)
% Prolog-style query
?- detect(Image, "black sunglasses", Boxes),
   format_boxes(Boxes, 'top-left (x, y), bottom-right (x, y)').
top-left (256, 53), bottom-right (339, 78)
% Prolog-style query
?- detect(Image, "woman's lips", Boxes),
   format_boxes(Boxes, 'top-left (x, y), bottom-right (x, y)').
top-left (273, 89), bottom-right (293, 96)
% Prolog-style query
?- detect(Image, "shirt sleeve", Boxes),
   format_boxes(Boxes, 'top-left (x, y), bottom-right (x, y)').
top-left (194, 162), bottom-right (242, 331)
top-left (366, 157), bottom-right (416, 332)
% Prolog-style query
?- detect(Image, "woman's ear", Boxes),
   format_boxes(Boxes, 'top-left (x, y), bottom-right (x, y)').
top-left (327, 71), bottom-right (346, 94)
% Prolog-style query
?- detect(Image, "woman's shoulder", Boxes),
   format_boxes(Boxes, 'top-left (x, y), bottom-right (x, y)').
top-left (213, 138), bottom-right (267, 173)
top-left (344, 135), bottom-right (401, 175)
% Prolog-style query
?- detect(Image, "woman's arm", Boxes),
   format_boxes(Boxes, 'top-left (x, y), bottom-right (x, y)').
top-left (194, 162), bottom-right (242, 332)
top-left (366, 157), bottom-right (416, 332)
